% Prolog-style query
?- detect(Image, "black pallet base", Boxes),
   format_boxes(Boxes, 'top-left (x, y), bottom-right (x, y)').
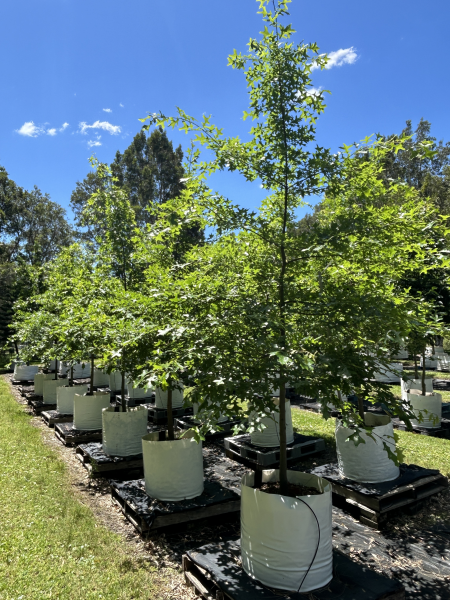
top-left (115, 394), bottom-right (154, 408)
top-left (393, 417), bottom-right (450, 438)
top-left (309, 463), bottom-right (448, 529)
top-left (30, 400), bottom-right (57, 415)
top-left (174, 416), bottom-right (242, 439)
top-left (183, 539), bottom-right (405, 600)
top-left (146, 403), bottom-right (193, 424)
top-left (54, 422), bottom-right (102, 446)
top-left (110, 478), bottom-right (240, 535)
top-left (41, 410), bottom-right (73, 427)
top-left (224, 432), bottom-right (325, 468)
top-left (12, 379), bottom-right (34, 386)
top-left (76, 443), bottom-right (143, 478)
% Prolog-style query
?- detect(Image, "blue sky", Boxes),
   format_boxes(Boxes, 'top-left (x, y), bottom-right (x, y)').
top-left (1, 0), bottom-right (449, 223)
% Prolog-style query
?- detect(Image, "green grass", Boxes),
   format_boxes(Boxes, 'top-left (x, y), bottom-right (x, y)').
top-left (0, 377), bottom-right (174, 600)
top-left (292, 408), bottom-right (450, 477)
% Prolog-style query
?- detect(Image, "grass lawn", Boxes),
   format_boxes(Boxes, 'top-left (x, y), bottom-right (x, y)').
top-left (0, 377), bottom-right (177, 600)
top-left (291, 408), bottom-right (450, 478)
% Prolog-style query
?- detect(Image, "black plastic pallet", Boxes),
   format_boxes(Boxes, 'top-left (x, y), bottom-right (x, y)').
top-left (146, 403), bottom-right (193, 424)
top-left (12, 379), bottom-right (34, 386)
top-left (30, 400), bottom-right (57, 415)
top-left (392, 417), bottom-right (450, 439)
top-left (183, 539), bottom-right (405, 600)
top-left (41, 410), bottom-right (73, 427)
top-left (54, 422), bottom-right (102, 446)
top-left (308, 463), bottom-right (448, 529)
top-left (110, 477), bottom-right (240, 535)
top-left (174, 415), bottom-right (242, 439)
top-left (224, 432), bottom-right (325, 468)
top-left (76, 443), bottom-right (144, 478)
top-left (115, 394), bottom-right (154, 407)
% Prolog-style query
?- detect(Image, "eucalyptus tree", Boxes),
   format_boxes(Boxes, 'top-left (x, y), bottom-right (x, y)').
top-left (140, 0), bottom-right (449, 492)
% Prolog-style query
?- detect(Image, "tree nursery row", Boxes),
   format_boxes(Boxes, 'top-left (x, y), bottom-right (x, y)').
top-left (4, 2), bottom-right (450, 598)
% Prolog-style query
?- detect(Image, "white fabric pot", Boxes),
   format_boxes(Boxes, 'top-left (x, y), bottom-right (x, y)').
top-left (142, 430), bottom-right (203, 501)
top-left (127, 378), bottom-right (152, 399)
top-left (14, 364), bottom-right (39, 380)
top-left (406, 392), bottom-right (442, 428)
top-left (336, 413), bottom-right (399, 483)
top-left (73, 392), bottom-right (110, 430)
top-left (93, 368), bottom-right (110, 387)
top-left (155, 386), bottom-right (184, 409)
top-left (43, 379), bottom-right (66, 404)
top-left (57, 385), bottom-right (88, 414)
top-left (437, 356), bottom-right (450, 370)
top-left (241, 470), bottom-right (333, 593)
top-left (401, 377), bottom-right (433, 401)
top-left (59, 361), bottom-right (90, 378)
top-left (421, 357), bottom-right (438, 369)
top-left (374, 362), bottom-right (403, 382)
top-left (102, 406), bottom-right (148, 457)
top-left (34, 373), bottom-right (54, 396)
top-left (109, 371), bottom-right (123, 391)
top-left (250, 401), bottom-right (294, 447)
top-left (193, 400), bottom-right (228, 423)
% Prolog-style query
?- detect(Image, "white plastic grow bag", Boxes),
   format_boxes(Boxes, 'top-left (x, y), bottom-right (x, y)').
top-left (34, 373), bottom-right (54, 396)
top-left (420, 357), bottom-right (438, 369)
top-left (193, 400), bottom-right (228, 423)
top-left (241, 470), bottom-right (333, 593)
top-left (373, 362), bottom-right (403, 383)
top-left (250, 400), bottom-right (294, 447)
top-left (142, 430), bottom-right (203, 501)
top-left (336, 413), bottom-right (399, 483)
top-left (127, 378), bottom-right (152, 399)
top-left (59, 361), bottom-right (90, 378)
top-left (405, 392), bottom-right (442, 428)
top-left (93, 368), bottom-right (110, 387)
top-left (56, 385), bottom-right (88, 414)
top-left (401, 377), bottom-right (433, 401)
top-left (43, 379), bottom-right (66, 404)
top-left (155, 386), bottom-right (184, 409)
top-left (14, 364), bottom-right (39, 381)
top-left (109, 371), bottom-right (123, 391)
top-left (73, 392), bottom-right (110, 430)
top-left (102, 406), bottom-right (148, 457)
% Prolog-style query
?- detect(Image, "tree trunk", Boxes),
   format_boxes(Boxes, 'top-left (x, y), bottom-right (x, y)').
top-left (422, 348), bottom-right (426, 396)
top-left (13, 340), bottom-right (19, 356)
top-left (121, 371), bottom-right (126, 412)
top-left (89, 355), bottom-right (94, 396)
top-left (358, 396), bottom-right (365, 421)
top-left (278, 382), bottom-right (288, 494)
top-left (414, 355), bottom-right (418, 380)
top-left (54, 359), bottom-right (58, 380)
top-left (69, 365), bottom-right (73, 387)
top-left (167, 388), bottom-right (175, 441)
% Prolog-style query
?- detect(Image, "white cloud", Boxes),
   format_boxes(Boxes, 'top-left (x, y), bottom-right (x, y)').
top-left (16, 121), bottom-right (44, 137)
top-left (88, 140), bottom-right (102, 147)
top-left (60, 122), bottom-right (69, 131)
top-left (47, 128), bottom-right (57, 136)
top-left (119, 103), bottom-right (124, 108)
top-left (306, 86), bottom-right (323, 97)
top-left (311, 47), bottom-right (358, 71)
top-left (103, 108), bottom-right (112, 113)
top-left (79, 120), bottom-right (121, 135)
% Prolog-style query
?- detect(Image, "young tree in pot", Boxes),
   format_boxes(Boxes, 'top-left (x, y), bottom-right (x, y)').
top-left (140, 0), bottom-right (449, 591)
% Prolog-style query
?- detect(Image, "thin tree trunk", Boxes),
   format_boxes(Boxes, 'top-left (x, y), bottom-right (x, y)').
top-left (167, 388), bottom-right (175, 441)
top-left (121, 371), bottom-right (126, 412)
top-left (89, 355), bottom-right (94, 396)
top-left (278, 382), bottom-right (288, 491)
top-left (54, 359), bottom-right (58, 380)
top-left (358, 396), bottom-right (365, 421)
top-left (414, 355), bottom-right (418, 379)
top-left (69, 365), bottom-right (73, 387)
top-left (14, 340), bottom-right (19, 356)
top-left (422, 349), bottom-right (426, 396)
